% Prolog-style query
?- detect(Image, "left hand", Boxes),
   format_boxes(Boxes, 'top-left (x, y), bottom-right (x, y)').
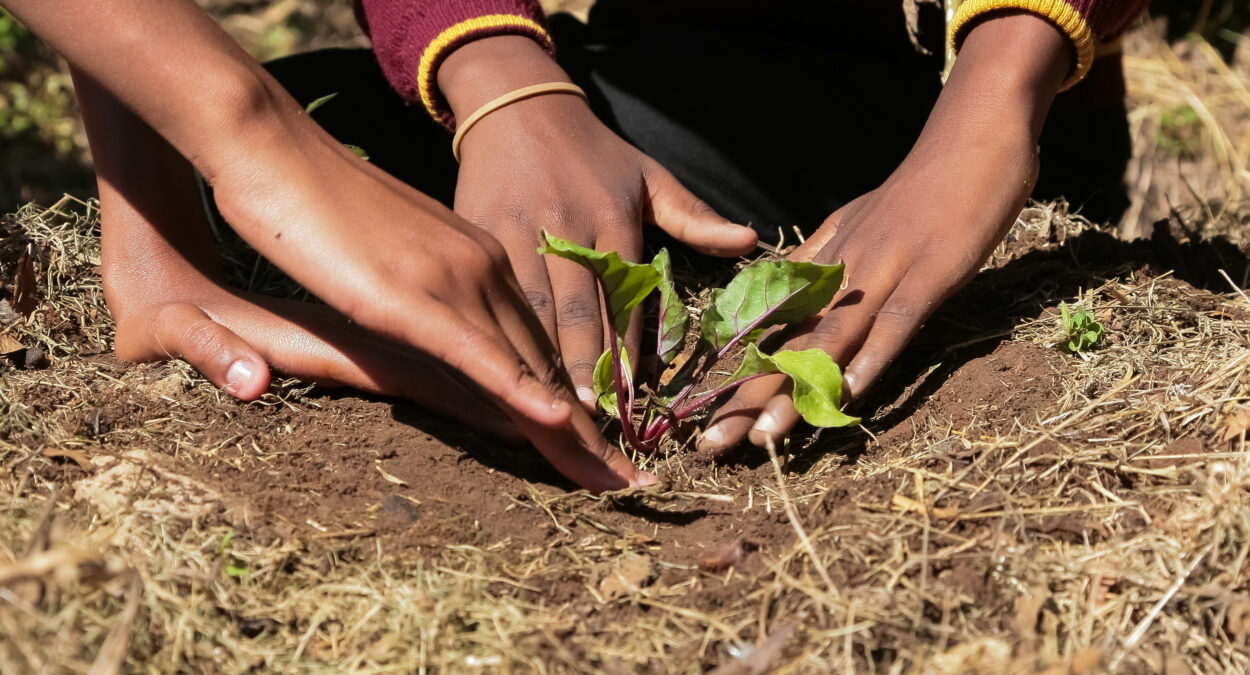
top-left (698, 12), bottom-right (1074, 454)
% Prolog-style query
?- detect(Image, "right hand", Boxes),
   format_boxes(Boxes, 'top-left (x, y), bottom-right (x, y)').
top-left (204, 110), bottom-right (654, 493)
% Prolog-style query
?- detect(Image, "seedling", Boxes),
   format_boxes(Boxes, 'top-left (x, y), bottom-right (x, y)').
top-left (538, 232), bottom-right (860, 454)
top-left (1059, 302), bottom-right (1103, 353)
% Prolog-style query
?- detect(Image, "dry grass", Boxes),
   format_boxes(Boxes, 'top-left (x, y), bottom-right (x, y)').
top-left (5, 198), bottom-right (1250, 673)
top-left (1121, 20), bottom-right (1250, 238)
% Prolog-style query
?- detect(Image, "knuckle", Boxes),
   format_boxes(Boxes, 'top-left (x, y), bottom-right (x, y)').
top-left (876, 295), bottom-right (929, 327)
top-left (531, 202), bottom-right (574, 234)
top-left (522, 287), bottom-right (556, 316)
top-left (806, 315), bottom-right (845, 346)
top-left (564, 356), bottom-right (599, 378)
top-left (179, 317), bottom-right (229, 360)
top-left (556, 294), bottom-right (602, 327)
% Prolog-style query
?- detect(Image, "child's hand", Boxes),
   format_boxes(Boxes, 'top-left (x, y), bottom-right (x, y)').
top-left (698, 12), bottom-right (1073, 455)
top-left (440, 37), bottom-right (758, 411)
top-left (201, 132), bottom-right (654, 491)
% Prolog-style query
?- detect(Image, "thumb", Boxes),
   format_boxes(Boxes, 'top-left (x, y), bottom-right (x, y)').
top-left (144, 302), bottom-right (271, 401)
top-left (642, 161), bottom-right (757, 257)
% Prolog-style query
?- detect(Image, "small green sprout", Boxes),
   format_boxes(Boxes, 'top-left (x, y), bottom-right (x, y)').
top-left (215, 530), bottom-right (234, 556)
top-left (1059, 302), bottom-right (1103, 353)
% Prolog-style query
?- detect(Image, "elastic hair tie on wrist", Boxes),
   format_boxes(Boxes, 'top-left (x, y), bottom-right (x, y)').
top-left (451, 82), bottom-right (589, 162)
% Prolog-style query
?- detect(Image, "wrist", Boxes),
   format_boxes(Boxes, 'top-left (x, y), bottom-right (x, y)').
top-left (438, 36), bottom-right (575, 122)
top-left (940, 12), bottom-right (1072, 140)
top-left (909, 12), bottom-right (1069, 165)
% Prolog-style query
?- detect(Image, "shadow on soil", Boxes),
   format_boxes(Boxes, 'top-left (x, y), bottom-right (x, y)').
top-left (735, 220), bottom-right (1250, 474)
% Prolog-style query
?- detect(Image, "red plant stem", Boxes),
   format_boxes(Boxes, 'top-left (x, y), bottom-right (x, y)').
top-left (642, 372), bottom-right (770, 442)
top-left (606, 315), bottom-right (647, 453)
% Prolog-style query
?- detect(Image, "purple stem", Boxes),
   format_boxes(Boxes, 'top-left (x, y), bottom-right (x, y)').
top-left (606, 309), bottom-right (646, 454)
top-left (642, 372), bottom-right (770, 442)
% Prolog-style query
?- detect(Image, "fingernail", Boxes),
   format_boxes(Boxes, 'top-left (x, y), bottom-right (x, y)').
top-left (752, 411), bottom-right (780, 438)
top-left (576, 386), bottom-right (597, 406)
top-left (225, 359), bottom-right (255, 396)
top-left (700, 424), bottom-right (725, 451)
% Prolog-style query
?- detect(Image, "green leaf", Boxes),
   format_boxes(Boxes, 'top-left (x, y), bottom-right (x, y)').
top-left (651, 249), bottom-right (690, 364)
top-left (305, 92), bottom-right (338, 115)
top-left (345, 144), bottom-right (370, 161)
top-left (226, 564), bottom-right (249, 578)
top-left (1058, 302), bottom-right (1104, 353)
top-left (538, 231), bottom-right (661, 334)
top-left (700, 260), bottom-right (845, 352)
top-left (592, 345), bottom-right (632, 416)
top-left (771, 349), bottom-right (860, 428)
top-left (722, 344), bottom-right (859, 428)
top-left (215, 531), bottom-right (234, 556)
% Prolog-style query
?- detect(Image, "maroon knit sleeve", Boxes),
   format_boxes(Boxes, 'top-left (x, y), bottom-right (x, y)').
top-left (355, 0), bottom-right (552, 128)
top-left (949, 0), bottom-right (1149, 90)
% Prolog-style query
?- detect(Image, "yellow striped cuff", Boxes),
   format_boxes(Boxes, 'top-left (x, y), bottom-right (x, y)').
top-left (947, 0), bottom-right (1095, 91)
top-left (416, 14), bottom-right (555, 125)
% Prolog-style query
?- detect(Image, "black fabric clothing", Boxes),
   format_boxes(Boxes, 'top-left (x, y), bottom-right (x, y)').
top-left (246, 4), bottom-right (1129, 246)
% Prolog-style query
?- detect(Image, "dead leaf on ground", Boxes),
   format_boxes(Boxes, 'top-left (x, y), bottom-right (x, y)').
top-left (1227, 595), bottom-right (1250, 645)
top-left (700, 540), bottom-right (745, 573)
top-left (375, 463), bottom-right (409, 486)
top-left (598, 553), bottom-right (656, 600)
top-left (0, 331), bottom-right (23, 355)
top-left (1221, 405), bottom-right (1250, 443)
top-left (11, 246), bottom-right (37, 317)
top-left (43, 447), bottom-right (93, 471)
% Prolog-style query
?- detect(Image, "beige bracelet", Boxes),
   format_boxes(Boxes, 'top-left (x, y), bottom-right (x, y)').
top-left (451, 82), bottom-right (589, 162)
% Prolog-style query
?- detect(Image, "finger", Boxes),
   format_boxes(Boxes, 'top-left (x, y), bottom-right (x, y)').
top-left (473, 282), bottom-right (658, 489)
top-left (790, 200), bottom-right (857, 261)
top-left (513, 402), bottom-right (658, 493)
top-left (741, 266), bottom-right (898, 447)
top-left (747, 392), bottom-right (801, 449)
top-left (505, 237), bottom-right (562, 355)
top-left (642, 161), bottom-right (757, 257)
top-left (230, 295), bottom-right (521, 443)
top-left (411, 302), bottom-right (572, 430)
top-left (697, 372), bottom-right (788, 457)
top-left (841, 278), bottom-right (944, 402)
top-left (548, 254), bottom-right (606, 411)
top-left (143, 302), bottom-right (271, 401)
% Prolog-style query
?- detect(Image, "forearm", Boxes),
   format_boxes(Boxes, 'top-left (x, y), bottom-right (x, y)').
top-left (918, 12), bottom-right (1072, 154)
top-left (72, 69), bottom-right (223, 291)
top-left (3, 0), bottom-right (305, 182)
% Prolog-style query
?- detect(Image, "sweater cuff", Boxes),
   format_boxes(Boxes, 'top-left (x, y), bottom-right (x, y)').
top-left (418, 15), bottom-right (554, 128)
top-left (948, 0), bottom-right (1096, 91)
